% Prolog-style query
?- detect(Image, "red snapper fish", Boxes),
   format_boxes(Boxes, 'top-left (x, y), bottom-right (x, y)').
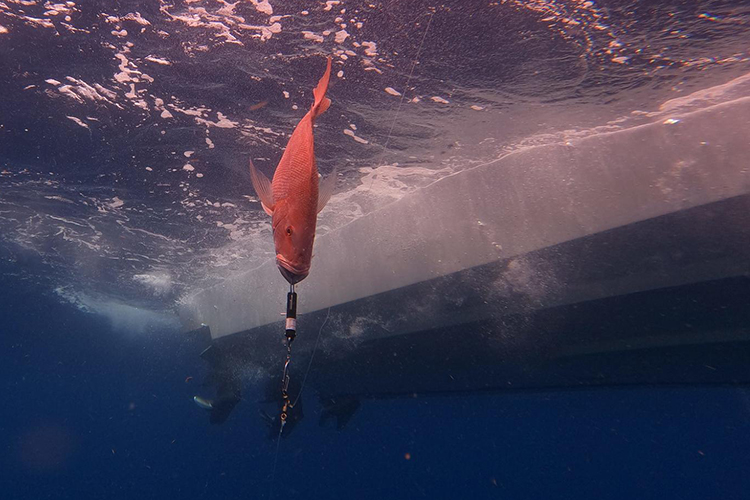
top-left (249, 56), bottom-right (336, 284)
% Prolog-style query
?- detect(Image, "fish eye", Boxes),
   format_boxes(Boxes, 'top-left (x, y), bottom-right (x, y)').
top-left (286, 226), bottom-right (293, 236)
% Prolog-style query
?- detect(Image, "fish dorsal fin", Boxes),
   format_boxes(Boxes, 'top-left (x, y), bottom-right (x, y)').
top-left (249, 159), bottom-right (275, 216)
top-left (317, 168), bottom-right (337, 214)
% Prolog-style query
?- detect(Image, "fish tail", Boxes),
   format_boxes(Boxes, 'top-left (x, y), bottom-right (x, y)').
top-left (311, 56), bottom-right (332, 119)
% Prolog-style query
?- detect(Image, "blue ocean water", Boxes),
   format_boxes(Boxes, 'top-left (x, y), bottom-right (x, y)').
top-left (2, 0), bottom-right (750, 498)
top-left (4, 278), bottom-right (750, 499)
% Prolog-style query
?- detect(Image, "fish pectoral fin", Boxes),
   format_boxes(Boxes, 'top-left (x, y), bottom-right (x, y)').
top-left (260, 202), bottom-right (274, 217)
top-left (317, 168), bottom-right (337, 214)
top-left (249, 159), bottom-right (275, 215)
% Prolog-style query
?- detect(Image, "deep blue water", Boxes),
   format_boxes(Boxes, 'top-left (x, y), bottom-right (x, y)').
top-left (2, 0), bottom-right (750, 498)
top-left (3, 278), bottom-right (750, 499)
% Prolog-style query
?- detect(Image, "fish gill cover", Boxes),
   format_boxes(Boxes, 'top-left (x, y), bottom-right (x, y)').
top-left (0, 0), bottom-right (748, 326)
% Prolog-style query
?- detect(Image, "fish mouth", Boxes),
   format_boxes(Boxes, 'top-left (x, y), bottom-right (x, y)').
top-left (276, 256), bottom-right (309, 285)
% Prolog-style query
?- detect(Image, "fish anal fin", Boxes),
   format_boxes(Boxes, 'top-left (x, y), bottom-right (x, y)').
top-left (317, 168), bottom-right (337, 214)
top-left (249, 159), bottom-right (275, 215)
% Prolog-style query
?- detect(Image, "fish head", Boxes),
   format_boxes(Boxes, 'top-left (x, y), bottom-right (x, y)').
top-left (271, 201), bottom-right (313, 284)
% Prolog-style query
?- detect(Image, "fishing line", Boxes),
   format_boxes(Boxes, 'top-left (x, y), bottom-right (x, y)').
top-left (270, 11), bottom-right (433, 495)
top-left (269, 423), bottom-right (283, 500)
top-left (269, 306), bottom-right (330, 500)
top-left (292, 306), bottom-right (331, 407)
top-left (369, 8), bottom-right (435, 191)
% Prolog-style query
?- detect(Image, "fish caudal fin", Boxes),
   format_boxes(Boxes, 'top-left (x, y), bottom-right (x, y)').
top-left (311, 56), bottom-right (332, 119)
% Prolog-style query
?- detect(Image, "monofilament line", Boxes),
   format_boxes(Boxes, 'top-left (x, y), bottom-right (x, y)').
top-left (269, 306), bottom-right (331, 500)
top-left (369, 9), bottom-right (435, 191)
top-left (269, 423), bottom-right (283, 500)
top-left (293, 306), bottom-right (331, 407)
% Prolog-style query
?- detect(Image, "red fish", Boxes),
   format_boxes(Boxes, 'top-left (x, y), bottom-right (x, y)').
top-left (249, 56), bottom-right (335, 284)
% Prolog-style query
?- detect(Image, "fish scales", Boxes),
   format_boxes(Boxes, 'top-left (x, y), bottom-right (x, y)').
top-left (249, 56), bottom-right (333, 284)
